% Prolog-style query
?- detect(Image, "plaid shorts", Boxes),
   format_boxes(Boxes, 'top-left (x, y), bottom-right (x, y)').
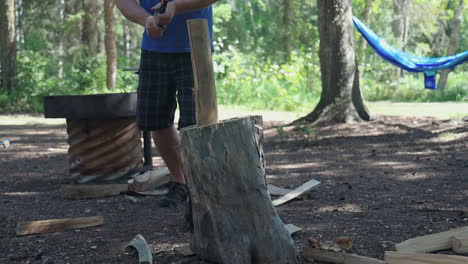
top-left (137, 50), bottom-right (196, 131)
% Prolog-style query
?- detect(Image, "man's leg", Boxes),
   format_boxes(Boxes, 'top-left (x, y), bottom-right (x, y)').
top-left (152, 126), bottom-right (185, 184)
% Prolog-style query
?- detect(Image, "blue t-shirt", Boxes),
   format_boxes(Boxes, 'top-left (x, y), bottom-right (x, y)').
top-left (140, 0), bottom-right (213, 53)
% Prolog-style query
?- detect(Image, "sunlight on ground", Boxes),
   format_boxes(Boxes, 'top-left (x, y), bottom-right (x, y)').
top-left (0, 102), bottom-right (466, 126)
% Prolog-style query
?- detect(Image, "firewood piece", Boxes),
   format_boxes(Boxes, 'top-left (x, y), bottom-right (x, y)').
top-left (134, 188), bottom-right (169, 196)
top-left (180, 116), bottom-right (301, 264)
top-left (272, 179), bottom-right (320, 206)
top-left (127, 234), bottom-right (153, 264)
top-left (128, 167), bottom-right (171, 193)
top-left (451, 234), bottom-right (468, 253)
top-left (384, 251), bottom-right (468, 264)
top-left (16, 216), bottom-right (104, 236)
top-left (285, 224), bottom-right (302, 236)
top-left (187, 19), bottom-right (218, 126)
top-left (61, 184), bottom-right (128, 199)
top-left (303, 247), bottom-right (387, 264)
top-left (395, 226), bottom-right (468, 253)
top-left (267, 184), bottom-right (292, 196)
top-left (173, 244), bottom-right (195, 257)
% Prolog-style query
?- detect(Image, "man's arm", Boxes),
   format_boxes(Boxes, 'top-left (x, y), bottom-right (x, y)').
top-left (115, 0), bottom-right (164, 38)
top-left (155, 0), bottom-right (220, 25)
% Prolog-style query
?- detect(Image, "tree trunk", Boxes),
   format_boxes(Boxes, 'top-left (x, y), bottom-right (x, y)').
top-left (180, 116), bottom-right (302, 264)
top-left (104, 0), bottom-right (117, 90)
top-left (283, 0), bottom-right (292, 62)
top-left (437, 0), bottom-right (464, 90)
top-left (296, 0), bottom-right (370, 124)
top-left (82, 0), bottom-right (100, 56)
top-left (392, 0), bottom-right (411, 79)
top-left (0, 0), bottom-right (17, 93)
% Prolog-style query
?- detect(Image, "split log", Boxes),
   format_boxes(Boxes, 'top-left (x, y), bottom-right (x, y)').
top-left (61, 184), bottom-right (128, 199)
top-left (303, 247), bottom-right (387, 264)
top-left (395, 226), bottom-right (468, 253)
top-left (272, 179), bottom-right (320, 206)
top-left (267, 184), bottom-right (292, 196)
top-left (127, 234), bottom-right (153, 264)
top-left (180, 116), bottom-right (301, 264)
top-left (16, 216), bottom-right (104, 236)
top-left (187, 19), bottom-right (218, 126)
top-left (451, 234), bottom-right (468, 253)
top-left (128, 167), bottom-right (171, 193)
top-left (385, 251), bottom-right (468, 264)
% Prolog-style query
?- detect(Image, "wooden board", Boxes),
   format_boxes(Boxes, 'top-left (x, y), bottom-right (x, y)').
top-left (385, 251), bottom-right (468, 264)
top-left (303, 247), bottom-right (387, 264)
top-left (61, 184), bottom-right (128, 199)
top-left (127, 234), bottom-right (153, 264)
top-left (16, 216), bottom-right (104, 236)
top-left (128, 167), bottom-right (171, 192)
top-left (268, 184), bottom-right (292, 196)
top-left (395, 226), bottom-right (468, 253)
top-left (272, 179), bottom-right (320, 206)
top-left (450, 234), bottom-right (468, 253)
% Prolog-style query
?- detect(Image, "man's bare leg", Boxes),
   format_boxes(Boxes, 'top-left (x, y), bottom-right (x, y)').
top-left (152, 126), bottom-right (186, 184)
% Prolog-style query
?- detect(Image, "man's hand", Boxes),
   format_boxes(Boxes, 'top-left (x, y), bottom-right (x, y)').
top-left (145, 15), bottom-right (165, 38)
top-left (151, 1), bottom-right (177, 26)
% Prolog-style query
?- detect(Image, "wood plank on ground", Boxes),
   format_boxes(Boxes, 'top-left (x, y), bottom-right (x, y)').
top-left (61, 184), bottom-right (128, 199)
top-left (395, 226), bottom-right (468, 253)
top-left (128, 167), bottom-right (171, 193)
top-left (385, 251), bottom-right (468, 264)
top-left (127, 234), bottom-right (153, 264)
top-left (272, 179), bottom-right (320, 206)
top-left (303, 247), bottom-right (387, 264)
top-left (450, 234), bottom-right (468, 253)
top-left (285, 224), bottom-right (302, 236)
top-left (16, 216), bottom-right (104, 236)
top-left (268, 184), bottom-right (292, 196)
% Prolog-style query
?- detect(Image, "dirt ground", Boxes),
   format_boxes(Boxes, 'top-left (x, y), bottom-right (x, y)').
top-left (0, 114), bottom-right (467, 264)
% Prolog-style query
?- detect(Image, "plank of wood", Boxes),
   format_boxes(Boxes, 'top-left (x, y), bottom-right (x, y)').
top-left (268, 184), bottom-right (292, 196)
top-left (450, 234), bottom-right (468, 253)
top-left (128, 167), bottom-right (171, 193)
top-left (285, 224), bottom-right (302, 236)
top-left (272, 179), bottom-right (320, 206)
top-left (303, 247), bottom-right (387, 264)
top-left (187, 19), bottom-right (218, 126)
top-left (385, 251), bottom-right (468, 264)
top-left (395, 226), bottom-right (468, 253)
top-left (61, 184), bottom-right (128, 199)
top-left (16, 216), bottom-right (104, 236)
top-left (173, 244), bottom-right (195, 257)
top-left (127, 234), bottom-right (153, 264)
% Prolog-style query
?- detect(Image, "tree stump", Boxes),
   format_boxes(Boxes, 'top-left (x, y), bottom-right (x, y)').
top-left (180, 116), bottom-right (302, 264)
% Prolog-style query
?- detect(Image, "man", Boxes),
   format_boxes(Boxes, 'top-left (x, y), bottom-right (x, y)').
top-left (115, 0), bottom-right (218, 207)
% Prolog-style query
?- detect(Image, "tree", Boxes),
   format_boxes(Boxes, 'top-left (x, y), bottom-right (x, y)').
top-left (82, 0), bottom-right (100, 56)
top-left (296, 0), bottom-right (370, 124)
top-left (0, 0), bottom-right (17, 93)
top-left (104, 0), bottom-right (117, 90)
top-left (437, 0), bottom-right (464, 90)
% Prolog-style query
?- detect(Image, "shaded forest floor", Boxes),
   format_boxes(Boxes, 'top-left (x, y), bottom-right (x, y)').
top-left (0, 114), bottom-right (467, 263)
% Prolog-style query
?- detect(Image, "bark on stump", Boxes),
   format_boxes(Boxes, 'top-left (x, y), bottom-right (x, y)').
top-left (180, 116), bottom-right (301, 264)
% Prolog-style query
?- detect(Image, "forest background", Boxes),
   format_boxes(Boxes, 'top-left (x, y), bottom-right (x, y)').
top-left (0, 0), bottom-right (466, 113)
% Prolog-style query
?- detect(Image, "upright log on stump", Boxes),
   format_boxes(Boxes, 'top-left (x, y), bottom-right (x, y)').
top-left (181, 19), bottom-right (301, 264)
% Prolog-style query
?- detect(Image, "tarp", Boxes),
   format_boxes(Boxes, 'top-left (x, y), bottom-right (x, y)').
top-left (353, 16), bottom-right (468, 89)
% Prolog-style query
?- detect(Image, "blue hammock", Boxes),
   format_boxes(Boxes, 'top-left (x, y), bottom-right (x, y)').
top-left (352, 16), bottom-right (468, 89)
